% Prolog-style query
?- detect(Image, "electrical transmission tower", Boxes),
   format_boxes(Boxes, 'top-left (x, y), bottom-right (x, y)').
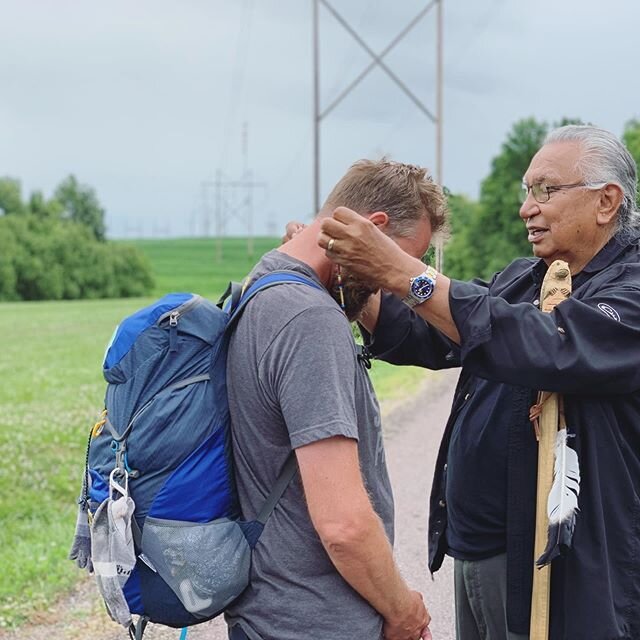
top-left (312, 0), bottom-right (444, 269)
top-left (152, 222), bottom-right (171, 237)
top-left (201, 123), bottom-right (266, 261)
top-left (125, 222), bottom-right (144, 238)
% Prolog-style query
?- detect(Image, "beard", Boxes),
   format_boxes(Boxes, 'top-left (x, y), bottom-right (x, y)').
top-left (331, 268), bottom-right (379, 322)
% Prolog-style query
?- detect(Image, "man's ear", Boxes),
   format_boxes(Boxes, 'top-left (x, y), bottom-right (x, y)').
top-left (368, 211), bottom-right (390, 230)
top-left (597, 184), bottom-right (624, 226)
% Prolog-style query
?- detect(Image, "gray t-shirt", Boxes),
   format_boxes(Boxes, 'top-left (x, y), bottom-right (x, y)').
top-left (225, 250), bottom-right (394, 640)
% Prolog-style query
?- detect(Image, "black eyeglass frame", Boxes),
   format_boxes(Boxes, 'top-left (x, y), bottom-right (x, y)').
top-left (520, 181), bottom-right (606, 204)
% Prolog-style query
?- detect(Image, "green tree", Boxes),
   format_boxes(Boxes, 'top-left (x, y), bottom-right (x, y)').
top-left (622, 119), bottom-right (640, 207)
top-left (444, 117), bottom-right (584, 280)
top-left (0, 174), bottom-right (153, 301)
top-left (54, 175), bottom-right (107, 241)
top-left (0, 213), bottom-right (154, 301)
top-left (443, 193), bottom-right (482, 280)
top-left (110, 244), bottom-right (155, 297)
top-left (27, 190), bottom-right (64, 219)
top-left (0, 222), bottom-right (18, 299)
top-left (470, 117), bottom-right (548, 278)
top-left (8, 215), bottom-right (65, 300)
top-left (0, 177), bottom-right (25, 216)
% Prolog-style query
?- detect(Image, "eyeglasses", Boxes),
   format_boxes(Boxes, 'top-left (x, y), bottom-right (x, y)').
top-left (520, 181), bottom-right (606, 204)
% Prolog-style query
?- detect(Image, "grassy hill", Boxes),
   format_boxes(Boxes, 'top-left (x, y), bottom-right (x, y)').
top-left (128, 236), bottom-right (281, 298)
top-left (0, 236), bottom-right (427, 628)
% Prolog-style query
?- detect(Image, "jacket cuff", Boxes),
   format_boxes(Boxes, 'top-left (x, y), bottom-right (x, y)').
top-left (361, 292), bottom-right (413, 357)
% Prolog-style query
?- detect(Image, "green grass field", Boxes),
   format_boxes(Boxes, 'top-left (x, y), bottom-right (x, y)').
top-left (0, 237), bottom-right (426, 628)
top-left (128, 236), bottom-right (282, 298)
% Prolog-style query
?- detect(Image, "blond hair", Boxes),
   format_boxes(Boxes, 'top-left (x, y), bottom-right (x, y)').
top-left (322, 159), bottom-right (448, 237)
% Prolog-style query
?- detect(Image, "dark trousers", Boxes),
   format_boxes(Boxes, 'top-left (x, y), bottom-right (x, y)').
top-left (454, 553), bottom-right (529, 640)
top-left (228, 624), bottom-right (252, 640)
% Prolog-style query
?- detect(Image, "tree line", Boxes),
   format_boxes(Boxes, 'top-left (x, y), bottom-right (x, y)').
top-left (444, 118), bottom-right (640, 281)
top-left (2, 118), bottom-right (638, 301)
top-left (0, 176), bottom-right (153, 301)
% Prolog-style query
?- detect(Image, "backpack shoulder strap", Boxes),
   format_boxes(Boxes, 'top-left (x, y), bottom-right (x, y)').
top-left (225, 270), bottom-right (323, 331)
top-left (216, 281), bottom-right (244, 311)
top-left (226, 270), bottom-right (322, 522)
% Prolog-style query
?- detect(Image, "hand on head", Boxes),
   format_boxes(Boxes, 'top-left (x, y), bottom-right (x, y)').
top-left (318, 207), bottom-right (421, 293)
top-left (281, 221), bottom-right (306, 244)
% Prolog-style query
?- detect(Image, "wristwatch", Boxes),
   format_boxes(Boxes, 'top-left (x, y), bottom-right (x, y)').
top-left (402, 266), bottom-right (438, 308)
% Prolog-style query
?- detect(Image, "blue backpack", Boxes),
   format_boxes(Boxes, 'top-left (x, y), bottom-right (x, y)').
top-left (73, 271), bottom-right (321, 639)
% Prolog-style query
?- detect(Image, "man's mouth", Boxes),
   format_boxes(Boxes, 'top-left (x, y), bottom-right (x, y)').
top-left (527, 226), bottom-right (548, 243)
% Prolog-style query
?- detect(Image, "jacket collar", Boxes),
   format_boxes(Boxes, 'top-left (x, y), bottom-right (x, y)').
top-left (581, 231), bottom-right (640, 274)
top-left (530, 231), bottom-right (640, 286)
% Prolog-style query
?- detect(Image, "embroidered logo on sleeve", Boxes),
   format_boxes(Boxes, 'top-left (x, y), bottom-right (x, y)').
top-left (597, 303), bottom-right (620, 322)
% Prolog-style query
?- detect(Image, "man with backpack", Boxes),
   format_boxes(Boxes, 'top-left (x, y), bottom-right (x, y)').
top-left (224, 159), bottom-right (447, 640)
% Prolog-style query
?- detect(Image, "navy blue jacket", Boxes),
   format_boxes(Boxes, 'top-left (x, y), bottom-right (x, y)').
top-left (366, 233), bottom-right (640, 639)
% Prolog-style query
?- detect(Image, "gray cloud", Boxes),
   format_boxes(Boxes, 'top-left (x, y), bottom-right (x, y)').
top-left (1, 0), bottom-right (639, 238)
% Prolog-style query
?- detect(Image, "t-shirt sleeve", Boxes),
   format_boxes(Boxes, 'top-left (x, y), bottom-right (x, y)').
top-left (258, 305), bottom-right (359, 449)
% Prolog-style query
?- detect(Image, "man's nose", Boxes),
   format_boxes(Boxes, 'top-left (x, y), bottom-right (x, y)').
top-left (519, 192), bottom-right (539, 221)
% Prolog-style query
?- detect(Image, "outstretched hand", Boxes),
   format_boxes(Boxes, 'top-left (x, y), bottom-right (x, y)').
top-left (318, 207), bottom-right (420, 293)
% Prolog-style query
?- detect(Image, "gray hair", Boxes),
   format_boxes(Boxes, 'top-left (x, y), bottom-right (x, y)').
top-left (544, 125), bottom-right (640, 239)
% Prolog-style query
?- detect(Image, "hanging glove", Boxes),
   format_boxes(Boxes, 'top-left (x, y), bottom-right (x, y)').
top-left (69, 501), bottom-right (93, 573)
top-left (91, 496), bottom-right (135, 628)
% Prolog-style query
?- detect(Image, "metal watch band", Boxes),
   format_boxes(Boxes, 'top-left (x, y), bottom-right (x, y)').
top-left (401, 266), bottom-right (438, 308)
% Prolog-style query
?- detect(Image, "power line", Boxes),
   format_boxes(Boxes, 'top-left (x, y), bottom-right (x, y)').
top-left (312, 0), bottom-right (444, 269)
top-left (324, 1), bottom-right (377, 109)
top-left (219, 0), bottom-right (255, 172)
top-left (447, 0), bottom-right (505, 73)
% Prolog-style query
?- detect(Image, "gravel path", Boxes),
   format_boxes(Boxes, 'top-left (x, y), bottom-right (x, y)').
top-left (386, 370), bottom-right (457, 640)
top-left (3, 369), bottom-right (458, 640)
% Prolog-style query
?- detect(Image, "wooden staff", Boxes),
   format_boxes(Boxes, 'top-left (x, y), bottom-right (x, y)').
top-left (530, 260), bottom-right (572, 640)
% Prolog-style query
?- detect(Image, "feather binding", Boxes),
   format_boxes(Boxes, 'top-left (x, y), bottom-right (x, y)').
top-left (536, 428), bottom-right (580, 567)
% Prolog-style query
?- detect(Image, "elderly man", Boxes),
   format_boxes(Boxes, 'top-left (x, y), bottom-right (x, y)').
top-left (226, 159), bottom-right (446, 640)
top-left (319, 125), bottom-right (640, 640)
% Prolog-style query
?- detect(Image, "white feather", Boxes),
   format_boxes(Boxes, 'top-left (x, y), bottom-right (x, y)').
top-left (546, 428), bottom-right (580, 524)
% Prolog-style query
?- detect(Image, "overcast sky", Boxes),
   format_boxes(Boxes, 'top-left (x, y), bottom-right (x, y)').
top-left (1, 0), bottom-right (638, 238)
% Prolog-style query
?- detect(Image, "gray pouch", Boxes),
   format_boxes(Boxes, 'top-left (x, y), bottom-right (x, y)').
top-left (142, 516), bottom-right (251, 618)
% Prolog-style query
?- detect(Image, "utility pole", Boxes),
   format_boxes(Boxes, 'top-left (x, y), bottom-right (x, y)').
top-left (215, 169), bottom-right (223, 261)
top-left (266, 211), bottom-right (278, 237)
top-left (201, 182), bottom-right (210, 238)
top-left (242, 122), bottom-right (255, 257)
top-left (435, 0), bottom-right (444, 270)
top-left (312, 0), bottom-right (444, 269)
top-left (152, 222), bottom-right (171, 237)
top-left (125, 222), bottom-right (144, 238)
top-left (313, 0), bottom-right (321, 215)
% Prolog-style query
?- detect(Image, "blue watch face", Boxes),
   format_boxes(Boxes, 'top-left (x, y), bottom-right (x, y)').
top-left (411, 275), bottom-right (435, 299)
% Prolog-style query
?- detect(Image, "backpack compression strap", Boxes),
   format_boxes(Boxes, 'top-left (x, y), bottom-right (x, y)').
top-left (256, 453), bottom-right (298, 524)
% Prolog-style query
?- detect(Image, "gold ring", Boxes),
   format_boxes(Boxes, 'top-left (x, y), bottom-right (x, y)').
top-left (327, 238), bottom-right (335, 252)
